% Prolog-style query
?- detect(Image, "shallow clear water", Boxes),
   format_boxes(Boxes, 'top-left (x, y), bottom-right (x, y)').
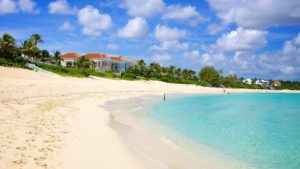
top-left (147, 93), bottom-right (300, 169)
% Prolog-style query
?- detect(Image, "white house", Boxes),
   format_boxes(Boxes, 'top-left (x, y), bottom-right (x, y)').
top-left (273, 80), bottom-right (282, 87)
top-left (61, 52), bottom-right (136, 73)
top-left (242, 78), bottom-right (252, 85)
top-left (61, 52), bottom-right (80, 66)
top-left (255, 79), bottom-right (270, 87)
top-left (85, 53), bottom-right (112, 72)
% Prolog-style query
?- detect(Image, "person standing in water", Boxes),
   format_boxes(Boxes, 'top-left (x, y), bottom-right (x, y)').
top-left (163, 93), bottom-right (166, 100)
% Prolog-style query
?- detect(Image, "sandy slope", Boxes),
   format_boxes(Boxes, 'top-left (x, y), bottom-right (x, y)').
top-left (0, 66), bottom-right (296, 169)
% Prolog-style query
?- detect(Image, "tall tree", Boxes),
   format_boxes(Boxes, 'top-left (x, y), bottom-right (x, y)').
top-left (41, 49), bottom-right (50, 58)
top-left (21, 40), bottom-right (39, 59)
top-left (199, 66), bottom-right (220, 87)
top-left (0, 33), bottom-right (17, 58)
top-left (74, 56), bottom-right (92, 68)
top-left (30, 34), bottom-right (43, 46)
top-left (137, 59), bottom-right (146, 76)
top-left (167, 65), bottom-right (176, 77)
top-left (182, 69), bottom-right (190, 80)
top-left (149, 62), bottom-right (161, 78)
top-left (188, 70), bottom-right (197, 80)
top-left (53, 50), bottom-right (62, 65)
top-left (175, 68), bottom-right (181, 79)
top-left (91, 61), bottom-right (96, 69)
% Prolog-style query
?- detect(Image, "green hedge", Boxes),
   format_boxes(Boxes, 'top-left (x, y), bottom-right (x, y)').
top-left (35, 62), bottom-right (114, 78)
top-left (0, 57), bottom-right (29, 68)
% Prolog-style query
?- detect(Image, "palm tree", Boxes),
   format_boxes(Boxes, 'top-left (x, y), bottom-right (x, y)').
top-left (21, 40), bottom-right (39, 59)
top-left (167, 65), bottom-right (176, 77)
top-left (137, 59), bottom-right (146, 76)
top-left (0, 33), bottom-right (17, 58)
top-left (182, 69), bottom-right (190, 80)
top-left (149, 62), bottom-right (162, 78)
top-left (91, 61), bottom-right (96, 69)
top-left (53, 50), bottom-right (62, 65)
top-left (161, 67), bottom-right (167, 75)
top-left (30, 34), bottom-right (43, 46)
top-left (175, 68), bottom-right (181, 79)
top-left (74, 56), bottom-right (92, 68)
top-left (188, 70), bottom-right (197, 80)
top-left (41, 49), bottom-right (50, 58)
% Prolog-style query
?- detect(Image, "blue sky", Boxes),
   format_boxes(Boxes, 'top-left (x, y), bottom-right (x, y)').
top-left (1, 0), bottom-right (300, 80)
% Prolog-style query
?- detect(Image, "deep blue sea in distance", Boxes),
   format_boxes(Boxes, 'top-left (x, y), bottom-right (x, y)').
top-left (146, 93), bottom-right (300, 169)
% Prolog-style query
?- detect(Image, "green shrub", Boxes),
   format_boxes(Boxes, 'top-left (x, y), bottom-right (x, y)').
top-left (121, 72), bottom-right (136, 80)
top-left (34, 62), bottom-right (114, 78)
top-left (0, 57), bottom-right (28, 68)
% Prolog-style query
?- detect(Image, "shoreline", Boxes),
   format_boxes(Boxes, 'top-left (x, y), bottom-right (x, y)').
top-left (1, 66), bottom-right (299, 169)
top-left (104, 94), bottom-right (255, 169)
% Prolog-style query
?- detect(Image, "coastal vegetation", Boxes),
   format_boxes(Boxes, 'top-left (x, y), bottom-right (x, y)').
top-left (35, 62), bottom-right (113, 78)
top-left (122, 61), bottom-right (264, 89)
top-left (274, 81), bottom-right (300, 90)
top-left (0, 33), bottom-right (299, 90)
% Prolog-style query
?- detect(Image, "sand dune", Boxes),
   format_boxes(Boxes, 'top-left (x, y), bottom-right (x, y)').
top-left (0, 66), bottom-right (296, 169)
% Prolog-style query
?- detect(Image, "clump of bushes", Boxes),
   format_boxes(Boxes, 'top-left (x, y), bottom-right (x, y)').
top-left (35, 62), bottom-right (113, 78)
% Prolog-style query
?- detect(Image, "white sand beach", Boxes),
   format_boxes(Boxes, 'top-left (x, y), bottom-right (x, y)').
top-left (0, 66), bottom-right (297, 169)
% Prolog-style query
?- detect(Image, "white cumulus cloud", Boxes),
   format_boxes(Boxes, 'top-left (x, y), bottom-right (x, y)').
top-left (162, 5), bottom-right (199, 20)
top-left (281, 66), bottom-right (295, 74)
top-left (162, 5), bottom-right (204, 25)
top-left (198, 33), bottom-right (300, 80)
top-left (208, 0), bottom-right (300, 28)
top-left (152, 53), bottom-right (172, 63)
top-left (154, 25), bottom-right (187, 41)
top-left (121, 0), bottom-right (165, 17)
top-left (48, 0), bottom-right (77, 15)
top-left (0, 0), bottom-right (17, 15)
top-left (183, 50), bottom-right (200, 61)
top-left (0, 0), bottom-right (38, 15)
top-left (77, 5), bottom-right (112, 36)
top-left (295, 33), bottom-right (300, 45)
top-left (107, 43), bottom-right (118, 50)
top-left (118, 17), bottom-right (148, 39)
top-left (207, 23), bottom-right (227, 35)
top-left (150, 40), bottom-right (188, 52)
top-left (216, 27), bottom-right (268, 51)
top-left (59, 21), bottom-right (74, 32)
top-left (18, 0), bottom-right (38, 13)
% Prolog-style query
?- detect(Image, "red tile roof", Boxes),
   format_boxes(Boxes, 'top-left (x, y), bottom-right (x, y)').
top-left (273, 80), bottom-right (281, 86)
top-left (111, 56), bottom-right (125, 61)
top-left (85, 53), bottom-right (108, 59)
top-left (61, 52), bottom-right (80, 59)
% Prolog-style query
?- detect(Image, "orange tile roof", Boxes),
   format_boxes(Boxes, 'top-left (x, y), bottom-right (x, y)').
top-left (111, 56), bottom-right (125, 61)
top-left (273, 80), bottom-right (281, 85)
top-left (61, 52), bottom-right (80, 59)
top-left (85, 53), bottom-right (108, 59)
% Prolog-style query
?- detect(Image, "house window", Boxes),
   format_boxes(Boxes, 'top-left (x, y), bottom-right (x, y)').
top-left (102, 61), bottom-right (107, 67)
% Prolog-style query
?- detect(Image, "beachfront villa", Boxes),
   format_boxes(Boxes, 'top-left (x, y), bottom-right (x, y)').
top-left (255, 79), bottom-right (271, 88)
top-left (273, 80), bottom-right (282, 87)
top-left (61, 52), bottom-right (137, 73)
top-left (242, 78), bottom-right (252, 85)
top-left (60, 52), bottom-right (80, 66)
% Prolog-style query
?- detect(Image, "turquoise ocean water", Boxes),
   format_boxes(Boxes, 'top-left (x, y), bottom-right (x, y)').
top-left (146, 93), bottom-right (300, 169)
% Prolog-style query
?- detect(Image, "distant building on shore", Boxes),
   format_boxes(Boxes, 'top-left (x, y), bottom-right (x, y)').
top-left (255, 79), bottom-right (271, 88)
top-left (273, 80), bottom-right (282, 87)
top-left (61, 52), bottom-right (80, 66)
top-left (242, 78), bottom-right (252, 85)
top-left (61, 52), bottom-right (137, 73)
